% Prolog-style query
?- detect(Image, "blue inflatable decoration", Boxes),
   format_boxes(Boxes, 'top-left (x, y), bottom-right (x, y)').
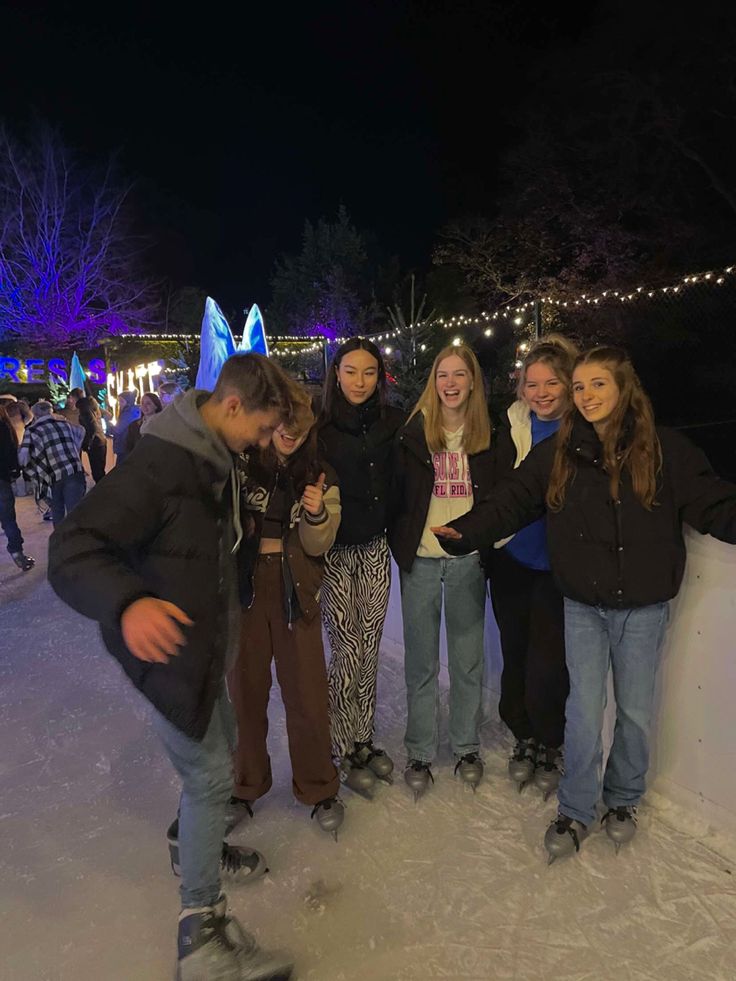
top-left (243, 304), bottom-right (269, 357)
top-left (196, 297), bottom-right (271, 390)
top-left (69, 351), bottom-right (87, 392)
top-left (195, 297), bottom-right (238, 390)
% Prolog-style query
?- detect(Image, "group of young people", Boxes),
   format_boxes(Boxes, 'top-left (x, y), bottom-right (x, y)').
top-left (43, 333), bottom-right (736, 980)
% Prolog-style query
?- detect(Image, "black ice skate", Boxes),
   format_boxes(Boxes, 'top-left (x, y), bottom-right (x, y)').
top-left (225, 795), bottom-right (254, 835)
top-left (534, 745), bottom-right (563, 801)
top-left (544, 813), bottom-right (589, 865)
top-left (404, 759), bottom-right (434, 802)
top-left (508, 738), bottom-right (537, 792)
top-left (167, 819), bottom-right (268, 883)
top-left (602, 805), bottom-right (638, 853)
top-left (177, 901), bottom-right (294, 981)
top-left (310, 796), bottom-right (345, 841)
top-left (10, 551), bottom-right (35, 572)
top-left (339, 753), bottom-right (377, 800)
top-left (454, 752), bottom-right (484, 792)
top-left (353, 740), bottom-right (395, 784)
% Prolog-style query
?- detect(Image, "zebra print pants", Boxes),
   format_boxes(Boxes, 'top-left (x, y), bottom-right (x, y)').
top-left (322, 534), bottom-right (391, 758)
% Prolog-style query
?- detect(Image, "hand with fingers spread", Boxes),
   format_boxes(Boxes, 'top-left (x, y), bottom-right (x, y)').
top-left (302, 471), bottom-right (327, 516)
top-left (121, 597), bottom-right (194, 664)
top-left (431, 525), bottom-right (463, 541)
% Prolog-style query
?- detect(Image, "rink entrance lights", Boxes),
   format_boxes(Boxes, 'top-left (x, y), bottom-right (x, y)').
top-left (106, 360), bottom-right (162, 423)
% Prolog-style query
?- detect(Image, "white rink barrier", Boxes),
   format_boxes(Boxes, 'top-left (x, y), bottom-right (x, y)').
top-left (381, 530), bottom-right (736, 833)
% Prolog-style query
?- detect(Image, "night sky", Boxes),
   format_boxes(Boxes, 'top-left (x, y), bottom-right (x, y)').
top-left (1, 1), bottom-right (596, 311)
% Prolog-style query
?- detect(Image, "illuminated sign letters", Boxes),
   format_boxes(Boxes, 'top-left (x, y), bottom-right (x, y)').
top-left (0, 356), bottom-right (107, 385)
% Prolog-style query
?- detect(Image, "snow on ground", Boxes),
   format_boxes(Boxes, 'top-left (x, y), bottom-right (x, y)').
top-left (2, 496), bottom-right (736, 981)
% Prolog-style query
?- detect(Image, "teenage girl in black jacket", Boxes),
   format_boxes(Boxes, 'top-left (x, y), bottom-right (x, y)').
top-left (435, 347), bottom-right (736, 861)
top-left (318, 338), bottom-right (405, 796)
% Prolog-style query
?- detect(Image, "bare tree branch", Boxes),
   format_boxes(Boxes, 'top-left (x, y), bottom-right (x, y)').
top-left (0, 124), bottom-right (161, 347)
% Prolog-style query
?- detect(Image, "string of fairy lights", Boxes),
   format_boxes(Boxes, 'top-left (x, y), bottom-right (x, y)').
top-left (116, 260), bottom-right (736, 363)
top-left (275, 260), bottom-right (736, 358)
top-left (437, 261), bottom-right (736, 327)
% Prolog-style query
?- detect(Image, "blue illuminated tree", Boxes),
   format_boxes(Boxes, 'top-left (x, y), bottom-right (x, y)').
top-left (0, 124), bottom-right (160, 347)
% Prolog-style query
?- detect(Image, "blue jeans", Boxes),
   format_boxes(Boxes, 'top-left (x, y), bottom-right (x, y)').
top-left (559, 599), bottom-right (670, 827)
top-left (401, 553), bottom-right (487, 762)
top-left (50, 471), bottom-right (86, 526)
top-left (153, 688), bottom-right (236, 909)
top-left (0, 479), bottom-right (23, 554)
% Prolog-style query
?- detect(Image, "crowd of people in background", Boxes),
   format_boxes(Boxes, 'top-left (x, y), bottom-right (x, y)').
top-left (2, 336), bottom-right (735, 980)
top-left (0, 383), bottom-right (180, 574)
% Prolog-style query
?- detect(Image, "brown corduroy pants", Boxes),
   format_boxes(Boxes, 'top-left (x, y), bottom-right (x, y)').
top-left (228, 553), bottom-right (339, 806)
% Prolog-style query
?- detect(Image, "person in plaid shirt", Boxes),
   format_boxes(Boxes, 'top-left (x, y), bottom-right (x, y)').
top-left (19, 400), bottom-right (86, 526)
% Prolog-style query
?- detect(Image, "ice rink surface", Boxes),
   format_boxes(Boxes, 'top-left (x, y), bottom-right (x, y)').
top-left (2, 497), bottom-right (736, 981)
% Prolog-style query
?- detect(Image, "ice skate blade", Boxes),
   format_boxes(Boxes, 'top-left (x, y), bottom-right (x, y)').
top-left (378, 773), bottom-right (394, 786)
top-left (516, 781), bottom-right (527, 794)
top-left (348, 785), bottom-right (374, 801)
top-left (547, 854), bottom-right (556, 866)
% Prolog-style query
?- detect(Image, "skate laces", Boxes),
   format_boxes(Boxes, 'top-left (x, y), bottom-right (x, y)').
top-left (228, 796), bottom-right (254, 819)
top-left (220, 842), bottom-right (260, 876)
top-left (310, 797), bottom-right (341, 820)
top-left (554, 814), bottom-right (584, 851)
top-left (603, 805), bottom-right (637, 825)
top-left (407, 760), bottom-right (434, 782)
top-left (353, 741), bottom-right (386, 765)
top-left (512, 739), bottom-right (536, 763)
top-left (535, 745), bottom-right (562, 772)
top-left (183, 911), bottom-right (236, 956)
top-left (454, 753), bottom-right (481, 774)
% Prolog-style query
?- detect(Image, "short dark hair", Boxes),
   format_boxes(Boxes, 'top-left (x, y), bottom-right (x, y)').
top-left (213, 353), bottom-right (292, 420)
top-left (141, 391), bottom-right (163, 413)
top-left (69, 387), bottom-right (84, 400)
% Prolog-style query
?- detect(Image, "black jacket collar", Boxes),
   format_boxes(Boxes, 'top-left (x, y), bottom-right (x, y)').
top-left (330, 391), bottom-right (381, 434)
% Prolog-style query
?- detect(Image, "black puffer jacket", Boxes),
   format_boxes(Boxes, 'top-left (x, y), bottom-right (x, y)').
top-left (48, 392), bottom-right (239, 740)
top-left (319, 392), bottom-right (405, 546)
top-left (389, 412), bottom-right (495, 573)
top-left (443, 414), bottom-right (736, 608)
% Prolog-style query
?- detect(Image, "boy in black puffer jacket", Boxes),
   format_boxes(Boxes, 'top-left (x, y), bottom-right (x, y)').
top-left (48, 354), bottom-right (295, 981)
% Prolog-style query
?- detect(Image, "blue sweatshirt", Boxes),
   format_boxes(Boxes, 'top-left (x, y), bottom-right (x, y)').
top-left (504, 413), bottom-right (559, 571)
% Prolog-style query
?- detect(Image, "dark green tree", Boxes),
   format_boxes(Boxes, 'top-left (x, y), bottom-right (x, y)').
top-left (268, 206), bottom-right (382, 337)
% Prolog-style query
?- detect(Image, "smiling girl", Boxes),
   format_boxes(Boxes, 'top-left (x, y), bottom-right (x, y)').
top-left (489, 335), bottom-right (578, 799)
top-left (434, 346), bottom-right (736, 860)
top-left (228, 383), bottom-right (344, 837)
top-left (390, 344), bottom-right (493, 799)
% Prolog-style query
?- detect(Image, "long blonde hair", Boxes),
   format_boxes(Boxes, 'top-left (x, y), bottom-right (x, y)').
top-left (408, 344), bottom-right (491, 454)
top-left (546, 347), bottom-right (661, 511)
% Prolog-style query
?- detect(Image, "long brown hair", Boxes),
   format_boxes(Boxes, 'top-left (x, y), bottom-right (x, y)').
top-left (546, 347), bottom-right (661, 511)
top-left (408, 344), bottom-right (491, 454)
top-left (516, 333), bottom-right (579, 402)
